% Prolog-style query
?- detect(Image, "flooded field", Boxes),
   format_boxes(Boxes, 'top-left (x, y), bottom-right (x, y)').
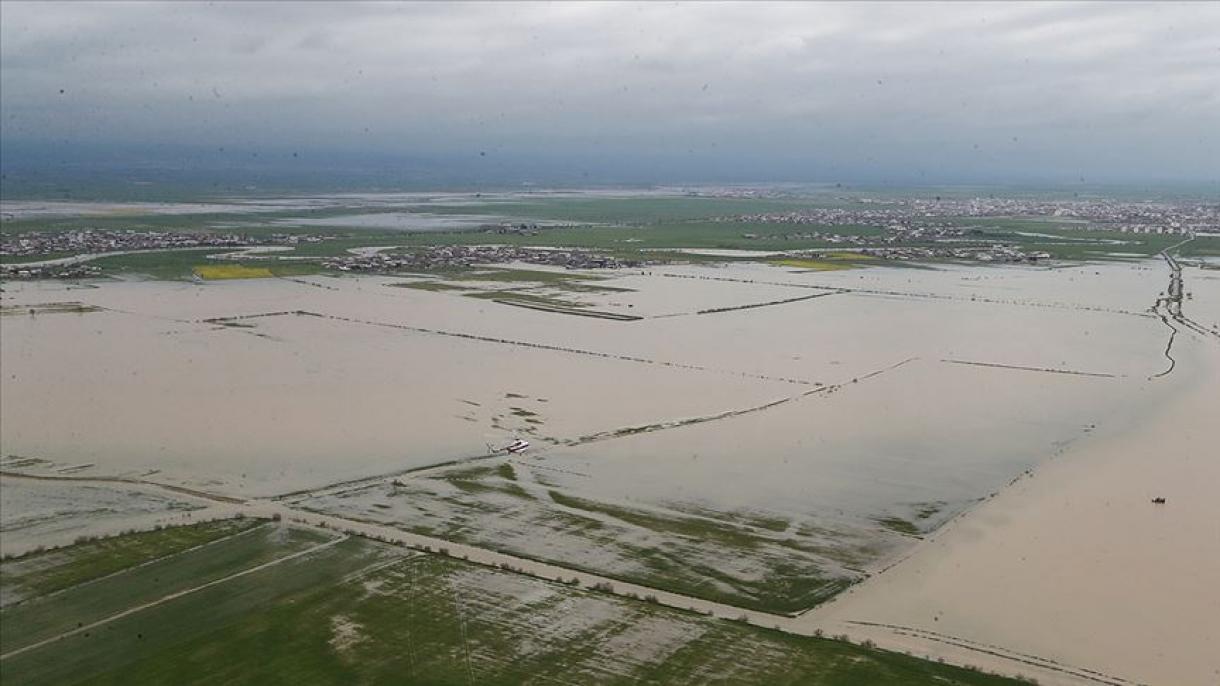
top-left (277, 212), bottom-right (510, 231)
top-left (0, 520), bottom-right (1009, 686)
top-left (0, 475), bottom-right (204, 558)
top-left (2, 257), bottom-right (1209, 624)
top-left (0, 294), bottom-right (793, 496)
top-left (804, 334), bottom-right (1220, 686)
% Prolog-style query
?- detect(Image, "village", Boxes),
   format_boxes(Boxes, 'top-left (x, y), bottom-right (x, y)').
top-left (856, 244), bottom-right (1052, 263)
top-left (0, 228), bottom-right (327, 259)
top-left (0, 263), bottom-right (103, 280)
top-left (733, 219), bottom-right (978, 244)
top-left (321, 244), bottom-right (651, 272)
top-left (715, 195), bottom-right (1218, 235)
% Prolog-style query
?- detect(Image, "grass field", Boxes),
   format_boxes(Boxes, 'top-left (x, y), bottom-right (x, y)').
top-left (0, 521), bottom-right (333, 656)
top-left (0, 522), bottom-right (1022, 686)
top-left (0, 302), bottom-right (102, 316)
top-left (193, 264), bottom-right (275, 280)
top-left (82, 250), bottom-right (324, 280)
top-left (773, 258), bottom-right (860, 271)
top-left (0, 518), bottom-right (261, 602)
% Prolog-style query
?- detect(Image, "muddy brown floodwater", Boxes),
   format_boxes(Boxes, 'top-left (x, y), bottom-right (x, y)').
top-left (2, 258), bottom-right (1215, 685)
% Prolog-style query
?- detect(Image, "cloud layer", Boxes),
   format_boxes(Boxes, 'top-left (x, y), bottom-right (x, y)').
top-left (2, 1), bottom-right (1218, 183)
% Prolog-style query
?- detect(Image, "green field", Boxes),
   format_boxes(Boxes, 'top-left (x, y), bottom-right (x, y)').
top-left (0, 522), bottom-right (1022, 686)
top-left (84, 251), bottom-right (324, 281)
top-left (0, 522), bottom-right (334, 657)
top-left (0, 518), bottom-right (261, 601)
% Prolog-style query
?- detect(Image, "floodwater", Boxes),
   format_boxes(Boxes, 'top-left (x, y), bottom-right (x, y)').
top-left (526, 355), bottom-right (1131, 531)
top-left (276, 212), bottom-right (508, 231)
top-left (0, 475), bottom-right (205, 558)
top-left (0, 189), bottom-right (684, 225)
top-left (0, 262), bottom-right (1178, 499)
top-left (1188, 266), bottom-right (1220, 333)
top-left (0, 200), bottom-right (281, 220)
top-left (804, 334), bottom-right (1220, 686)
top-left (1, 255), bottom-right (1213, 683)
top-left (1, 274), bottom-right (800, 496)
top-left (2, 258), bottom-right (1187, 526)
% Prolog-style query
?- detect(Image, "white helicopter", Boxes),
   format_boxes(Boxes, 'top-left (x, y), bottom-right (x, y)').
top-left (488, 438), bottom-right (530, 455)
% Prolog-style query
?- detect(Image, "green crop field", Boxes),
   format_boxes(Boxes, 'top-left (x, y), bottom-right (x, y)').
top-left (83, 250), bottom-right (324, 280)
top-left (0, 518), bottom-right (261, 600)
top-left (0, 522), bottom-right (334, 657)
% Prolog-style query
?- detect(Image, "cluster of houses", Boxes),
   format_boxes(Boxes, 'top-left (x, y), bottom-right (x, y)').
top-left (738, 222), bottom-right (974, 245)
top-left (322, 245), bottom-right (648, 272)
top-left (718, 197), bottom-right (1217, 236)
top-left (1, 228), bottom-right (326, 259)
top-left (858, 245), bottom-right (1052, 263)
top-left (1, 263), bottom-right (101, 280)
top-left (723, 207), bottom-right (926, 228)
top-left (483, 223), bottom-right (544, 236)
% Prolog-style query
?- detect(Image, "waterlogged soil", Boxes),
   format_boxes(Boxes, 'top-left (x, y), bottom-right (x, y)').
top-left (294, 463), bottom-right (874, 614)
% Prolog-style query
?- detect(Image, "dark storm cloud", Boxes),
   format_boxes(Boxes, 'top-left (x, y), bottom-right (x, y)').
top-left (2, 1), bottom-right (1217, 183)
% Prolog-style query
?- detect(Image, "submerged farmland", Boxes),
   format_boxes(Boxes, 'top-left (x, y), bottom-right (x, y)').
top-left (2, 200), bottom-right (1217, 684)
top-left (2, 259), bottom-right (1185, 599)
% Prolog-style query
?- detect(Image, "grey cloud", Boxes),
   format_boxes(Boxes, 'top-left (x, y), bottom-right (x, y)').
top-left (1, 1), bottom-right (1217, 184)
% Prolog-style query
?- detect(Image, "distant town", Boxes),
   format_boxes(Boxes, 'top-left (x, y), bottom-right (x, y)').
top-left (716, 196), bottom-right (1218, 235)
top-left (2, 194), bottom-right (1214, 279)
top-left (0, 229), bottom-right (328, 279)
top-left (322, 245), bottom-right (650, 272)
top-left (0, 228), bottom-right (326, 259)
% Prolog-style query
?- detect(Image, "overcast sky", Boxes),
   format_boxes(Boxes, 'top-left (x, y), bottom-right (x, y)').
top-left (2, 1), bottom-right (1218, 185)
